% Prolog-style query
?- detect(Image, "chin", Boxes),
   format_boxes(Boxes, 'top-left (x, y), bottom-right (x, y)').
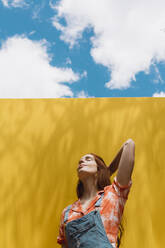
top-left (78, 170), bottom-right (96, 178)
top-left (78, 169), bottom-right (88, 177)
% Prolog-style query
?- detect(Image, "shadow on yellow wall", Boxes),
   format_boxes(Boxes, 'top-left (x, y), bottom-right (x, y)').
top-left (0, 97), bottom-right (164, 248)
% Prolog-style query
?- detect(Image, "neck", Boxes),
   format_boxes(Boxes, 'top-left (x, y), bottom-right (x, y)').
top-left (80, 175), bottom-right (98, 200)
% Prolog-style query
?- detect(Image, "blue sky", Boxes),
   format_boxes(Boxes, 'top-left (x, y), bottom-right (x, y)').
top-left (0, 0), bottom-right (165, 98)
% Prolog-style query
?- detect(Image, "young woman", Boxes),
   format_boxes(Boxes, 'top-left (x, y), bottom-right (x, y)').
top-left (57, 138), bottom-right (135, 248)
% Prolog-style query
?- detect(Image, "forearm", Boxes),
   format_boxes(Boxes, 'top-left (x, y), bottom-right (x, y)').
top-left (116, 139), bottom-right (135, 185)
top-left (108, 139), bottom-right (134, 175)
top-left (108, 144), bottom-right (124, 175)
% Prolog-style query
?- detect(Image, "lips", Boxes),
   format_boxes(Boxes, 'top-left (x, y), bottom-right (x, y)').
top-left (78, 163), bottom-right (86, 169)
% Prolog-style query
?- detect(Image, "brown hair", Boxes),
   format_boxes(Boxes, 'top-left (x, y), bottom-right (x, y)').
top-left (76, 153), bottom-right (123, 248)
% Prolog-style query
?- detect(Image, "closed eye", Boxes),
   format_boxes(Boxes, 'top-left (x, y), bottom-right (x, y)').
top-left (86, 157), bottom-right (92, 160)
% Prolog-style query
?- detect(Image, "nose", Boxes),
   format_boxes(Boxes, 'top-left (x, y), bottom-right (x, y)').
top-left (79, 159), bottom-right (84, 165)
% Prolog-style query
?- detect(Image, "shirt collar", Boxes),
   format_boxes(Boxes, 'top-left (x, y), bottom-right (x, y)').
top-left (71, 190), bottom-right (104, 212)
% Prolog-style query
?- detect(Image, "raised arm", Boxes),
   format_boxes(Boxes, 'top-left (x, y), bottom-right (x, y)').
top-left (108, 139), bottom-right (135, 185)
top-left (116, 139), bottom-right (135, 185)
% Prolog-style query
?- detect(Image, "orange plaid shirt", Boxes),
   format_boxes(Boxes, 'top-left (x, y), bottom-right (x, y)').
top-left (57, 176), bottom-right (132, 248)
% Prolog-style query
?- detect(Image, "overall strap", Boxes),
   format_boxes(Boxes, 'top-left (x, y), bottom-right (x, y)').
top-left (95, 192), bottom-right (104, 208)
top-left (64, 204), bottom-right (72, 224)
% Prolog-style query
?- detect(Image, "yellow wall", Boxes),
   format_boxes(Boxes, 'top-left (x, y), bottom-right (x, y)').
top-left (0, 97), bottom-right (164, 248)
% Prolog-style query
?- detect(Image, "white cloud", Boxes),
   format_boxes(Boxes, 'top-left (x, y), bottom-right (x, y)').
top-left (1, 0), bottom-right (27, 8)
top-left (1, 0), bottom-right (8, 6)
top-left (28, 30), bottom-right (36, 36)
top-left (76, 90), bottom-right (94, 98)
top-left (152, 91), bottom-right (165, 97)
top-left (32, 1), bottom-right (45, 20)
top-left (65, 57), bottom-right (72, 65)
top-left (51, 0), bottom-right (165, 89)
top-left (81, 70), bottom-right (87, 78)
top-left (152, 64), bottom-right (163, 83)
top-left (0, 35), bottom-right (80, 98)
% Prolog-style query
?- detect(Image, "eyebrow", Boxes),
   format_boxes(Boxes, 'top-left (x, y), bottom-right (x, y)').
top-left (85, 155), bottom-right (92, 159)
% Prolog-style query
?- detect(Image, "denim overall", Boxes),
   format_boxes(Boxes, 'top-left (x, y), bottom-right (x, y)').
top-left (64, 193), bottom-right (113, 248)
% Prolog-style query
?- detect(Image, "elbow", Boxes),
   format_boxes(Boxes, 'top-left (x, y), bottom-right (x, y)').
top-left (124, 139), bottom-right (135, 152)
top-left (125, 139), bottom-right (135, 162)
top-left (130, 139), bottom-right (135, 146)
top-left (125, 138), bottom-right (135, 146)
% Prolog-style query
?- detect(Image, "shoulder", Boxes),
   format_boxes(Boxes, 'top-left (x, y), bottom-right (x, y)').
top-left (104, 176), bottom-right (132, 199)
top-left (62, 202), bottom-right (74, 214)
top-left (60, 203), bottom-right (73, 223)
top-left (61, 199), bottom-right (78, 218)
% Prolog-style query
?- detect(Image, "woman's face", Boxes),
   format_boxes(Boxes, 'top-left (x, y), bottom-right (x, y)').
top-left (77, 154), bottom-right (97, 178)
